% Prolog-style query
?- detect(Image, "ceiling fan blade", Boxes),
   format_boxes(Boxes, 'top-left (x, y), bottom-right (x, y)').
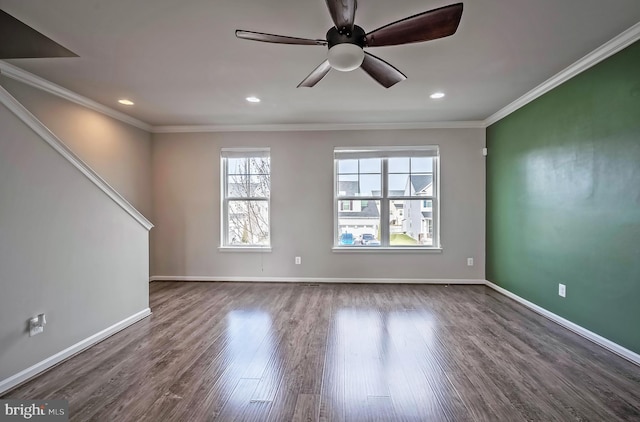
top-left (325, 0), bottom-right (357, 31)
top-left (360, 52), bottom-right (406, 88)
top-left (365, 3), bottom-right (463, 47)
top-left (297, 60), bottom-right (332, 88)
top-left (236, 30), bottom-right (327, 46)
top-left (0, 10), bottom-right (78, 59)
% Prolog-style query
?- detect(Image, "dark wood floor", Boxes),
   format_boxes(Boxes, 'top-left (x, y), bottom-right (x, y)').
top-left (4, 282), bottom-right (640, 421)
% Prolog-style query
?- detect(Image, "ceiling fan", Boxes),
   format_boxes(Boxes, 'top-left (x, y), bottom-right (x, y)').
top-left (235, 1), bottom-right (463, 88)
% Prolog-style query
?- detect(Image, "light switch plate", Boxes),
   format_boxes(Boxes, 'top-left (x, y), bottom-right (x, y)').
top-left (559, 283), bottom-right (566, 298)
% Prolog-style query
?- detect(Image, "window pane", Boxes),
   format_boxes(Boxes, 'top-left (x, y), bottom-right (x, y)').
top-left (250, 175), bottom-right (270, 197)
top-left (359, 174), bottom-right (381, 196)
top-left (388, 157), bottom-right (409, 173)
top-left (227, 200), bottom-right (269, 246)
top-left (410, 174), bottom-right (433, 196)
top-left (337, 200), bottom-right (380, 246)
top-left (227, 158), bottom-right (246, 174)
top-left (337, 175), bottom-right (358, 197)
top-left (359, 158), bottom-right (381, 173)
top-left (388, 174), bottom-right (409, 196)
top-left (338, 159), bottom-right (358, 174)
top-left (389, 199), bottom-right (404, 229)
top-left (249, 157), bottom-right (270, 175)
top-left (227, 175), bottom-right (248, 197)
top-left (411, 157), bottom-right (433, 173)
top-left (390, 199), bottom-right (433, 246)
top-left (388, 174), bottom-right (434, 196)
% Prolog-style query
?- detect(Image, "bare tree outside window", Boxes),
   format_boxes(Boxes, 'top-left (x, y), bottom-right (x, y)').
top-left (222, 151), bottom-right (270, 246)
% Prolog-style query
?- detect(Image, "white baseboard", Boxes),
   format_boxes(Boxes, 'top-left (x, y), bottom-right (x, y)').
top-left (149, 275), bottom-right (485, 284)
top-left (485, 281), bottom-right (640, 366)
top-left (0, 308), bottom-right (151, 395)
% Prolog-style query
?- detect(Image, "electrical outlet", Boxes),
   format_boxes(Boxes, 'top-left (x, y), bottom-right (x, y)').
top-left (558, 284), bottom-right (566, 298)
top-left (467, 257), bottom-right (474, 266)
top-left (29, 313), bottom-right (46, 337)
top-left (295, 256), bottom-right (301, 265)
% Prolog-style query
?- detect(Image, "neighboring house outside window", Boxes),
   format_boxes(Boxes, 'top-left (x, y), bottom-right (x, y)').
top-left (340, 200), bottom-right (353, 211)
top-left (334, 146), bottom-right (439, 248)
top-left (221, 148), bottom-right (270, 247)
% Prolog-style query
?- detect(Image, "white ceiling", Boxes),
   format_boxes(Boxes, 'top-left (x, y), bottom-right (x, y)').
top-left (1, 0), bottom-right (639, 127)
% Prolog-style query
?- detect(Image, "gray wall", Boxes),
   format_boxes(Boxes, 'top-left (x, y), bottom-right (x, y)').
top-left (151, 128), bottom-right (485, 280)
top-left (0, 76), bottom-right (153, 218)
top-left (1, 75), bottom-right (155, 273)
top-left (0, 102), bottom-right (149, 381)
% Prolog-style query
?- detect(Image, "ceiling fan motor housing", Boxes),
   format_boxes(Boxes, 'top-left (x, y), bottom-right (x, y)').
top-left (326, 25), bottom-right (366, 48)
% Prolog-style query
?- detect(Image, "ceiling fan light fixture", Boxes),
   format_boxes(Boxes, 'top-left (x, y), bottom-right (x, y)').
top-left (235, 2), bottom-right (463, 87)
top-left (327, 43), bottom-right (364, 72)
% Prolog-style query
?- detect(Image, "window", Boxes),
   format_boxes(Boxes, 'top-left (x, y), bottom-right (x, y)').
top-left (340, 201), bottom-right (353, 211)
top-left (334, 147), bottom-right (439, 248)
top-left (221, 148), bottom-right (270, 247)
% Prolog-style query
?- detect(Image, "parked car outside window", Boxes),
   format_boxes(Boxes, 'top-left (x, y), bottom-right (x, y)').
top-left (361, 233), bottom-right (375, 245)
top-left (339, 233), bottom-right (355, 246)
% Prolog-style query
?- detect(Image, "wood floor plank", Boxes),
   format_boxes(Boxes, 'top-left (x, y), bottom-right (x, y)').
top-left (214, 378), bottom-right (261, 421)
top-left (292, 393), bottom-right (320, 422)
top-left (3, 282), bottom-right (640, 422)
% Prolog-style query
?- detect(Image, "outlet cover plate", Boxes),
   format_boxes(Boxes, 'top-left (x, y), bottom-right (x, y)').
top-left (559, 283), bottom-right (566, 298)
top-left (29, 318), bottom-right (43, 337)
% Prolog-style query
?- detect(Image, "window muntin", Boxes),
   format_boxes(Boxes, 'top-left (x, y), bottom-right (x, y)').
top-left (334, 147), bottom-right (439, 248)
top-left (222, 149), bottom-right (270, 247)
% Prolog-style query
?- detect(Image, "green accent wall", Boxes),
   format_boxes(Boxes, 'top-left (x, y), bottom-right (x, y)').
top-left (486, 40), bottom-right (640, 354)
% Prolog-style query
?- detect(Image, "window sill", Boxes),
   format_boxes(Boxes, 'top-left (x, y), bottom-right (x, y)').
top-left (332, 247), bottom-right (443, 253)
top-left (218, 246), bottom-right (272, 253)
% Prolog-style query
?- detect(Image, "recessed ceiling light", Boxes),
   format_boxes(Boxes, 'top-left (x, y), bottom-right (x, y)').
top-left (118, 99), bottom-right (134, 106)
top-left (246, 96), bottom-right (261, 103)
top-left (430, 92), bottom-right (445, 99)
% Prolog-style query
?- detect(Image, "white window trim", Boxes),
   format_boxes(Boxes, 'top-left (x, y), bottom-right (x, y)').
top-left (221, 148), bottom-right (271, 249)
top-left (331, 246), bottom-right (443, 253)
top-left (333, 146), bottom-right (441, 251)
top-left (218, 246), bottom-right (272, 252)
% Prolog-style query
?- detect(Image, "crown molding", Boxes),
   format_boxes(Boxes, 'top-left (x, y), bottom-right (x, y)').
top-left (0, 85), bottom-right (153, 231)
top-left (0, 61), bottom-right (152, 132)
top-left (485, 22), bottom-right (640, 126)
top-left (151, 120), bottom-right (486, 133)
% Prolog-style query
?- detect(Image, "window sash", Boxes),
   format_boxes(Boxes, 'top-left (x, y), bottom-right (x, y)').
top-left (334, 148), bottom-right (439, 248)
top-left (338, 195), bottom-right (435, 201)
top-left (334, 146), bottom-right (438, 159)
top-left (221, 150), bottom-right (271, 247)
top-left (221, 148), bottom-right (270, 158)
